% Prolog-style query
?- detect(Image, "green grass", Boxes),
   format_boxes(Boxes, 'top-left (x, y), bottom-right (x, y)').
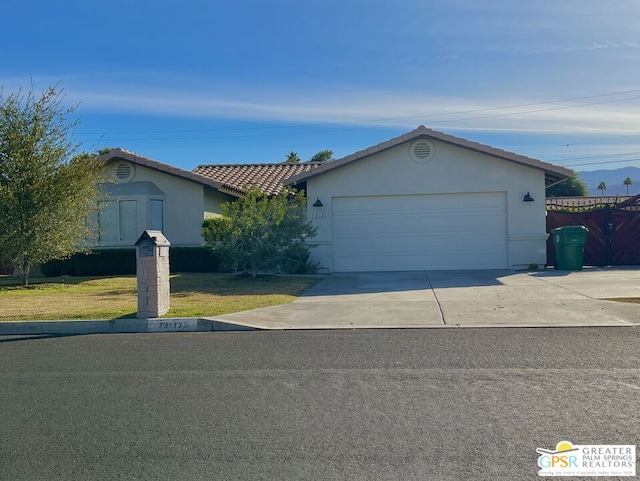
top-left (0, 273), bottom-right (321, 321)
top-left (603, 297), bottom-right (640, 304)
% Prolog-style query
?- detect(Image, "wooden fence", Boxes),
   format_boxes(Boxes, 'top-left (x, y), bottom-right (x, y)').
top-left (546, 195), bottom-right (640, 266)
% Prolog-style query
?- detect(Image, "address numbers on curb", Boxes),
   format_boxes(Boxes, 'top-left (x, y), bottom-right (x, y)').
top-left (148, 319), bottom-right (198, 332)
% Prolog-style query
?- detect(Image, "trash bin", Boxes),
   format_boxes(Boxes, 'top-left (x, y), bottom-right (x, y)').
top-left (551, 225), bottom-right (589, 270)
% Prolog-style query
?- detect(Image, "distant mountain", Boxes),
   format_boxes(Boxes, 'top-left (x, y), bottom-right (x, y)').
top-left (577, 167), bottom-right (640, 196)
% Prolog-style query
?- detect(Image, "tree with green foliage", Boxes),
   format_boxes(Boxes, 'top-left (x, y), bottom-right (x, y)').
top-left (623, 176), bottom-right (632, 195)
top-left (202, 186), bottom-right (317, 277)
top-left (598, 181), bottom-right (607, 196)
top-left (97, 146), bottom-right (114, 156)
top-left (284, 151), bottom-right (301, 163)
top-left (0, 85), bottom-right (105, 285)
top-left (310, 150), bottom-right (333, 162)
top-left (545, 173), bottom-right (588, 197)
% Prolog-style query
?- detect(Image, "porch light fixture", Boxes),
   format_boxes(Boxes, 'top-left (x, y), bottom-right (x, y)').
top-left (313, 197), bottom-right (323, 207)
top-left (523, 192), bottom-right (535, 202)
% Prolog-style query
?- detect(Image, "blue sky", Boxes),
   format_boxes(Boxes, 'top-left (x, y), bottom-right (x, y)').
top-left (2, 0), bottom-right (640, 171)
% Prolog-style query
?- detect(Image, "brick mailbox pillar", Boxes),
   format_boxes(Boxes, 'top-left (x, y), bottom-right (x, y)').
top-left (135, 230), bottom-right (171, 318)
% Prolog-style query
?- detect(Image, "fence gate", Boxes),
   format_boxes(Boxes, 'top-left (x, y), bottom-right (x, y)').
top-left (546, 195), bottom-right (640, 266)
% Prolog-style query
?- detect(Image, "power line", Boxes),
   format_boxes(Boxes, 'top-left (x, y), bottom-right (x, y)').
top-left (519, 132), bottom-right (640, 153)
top-left (80, 90), bottom-right (640, 142)
top-left (549, 151), bottom-right (640, 162)
top-left (563, 158), bottom-right (640, 167)
top-left (434, 95), bottom-right (640, 125)
top-left (76, 88), bottom-right (640, 136)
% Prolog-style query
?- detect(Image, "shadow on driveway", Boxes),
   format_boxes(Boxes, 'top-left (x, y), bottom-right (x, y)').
top-left (301, 270), bottom-right (510, 297)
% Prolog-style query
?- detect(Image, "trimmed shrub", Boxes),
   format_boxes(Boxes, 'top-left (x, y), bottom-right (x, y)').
top-left (169, 247), bottom-right (222, 273)
top-left (0, 256), bottom-right (13, 275)
top-left (40, 250), bottom-right (136, 277)
top-left (40, 247), bottom-right (222, 277)
top-left (39, 258), bottom-right (68, 277)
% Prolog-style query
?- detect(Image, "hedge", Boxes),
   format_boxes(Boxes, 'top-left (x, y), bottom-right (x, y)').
top-left (168, 247), bottom-right (222, 273)
top-left (40, 247), bottom-right (221, 277)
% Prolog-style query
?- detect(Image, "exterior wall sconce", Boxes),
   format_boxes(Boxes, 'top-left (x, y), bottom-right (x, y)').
top-left (313, 197), bottom-right (323, 207)
top-left (523, 192), bottom-right (535, 202)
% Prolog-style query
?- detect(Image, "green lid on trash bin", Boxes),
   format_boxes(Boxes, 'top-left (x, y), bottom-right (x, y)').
top-left (552, 225), bottom-right (589, 245)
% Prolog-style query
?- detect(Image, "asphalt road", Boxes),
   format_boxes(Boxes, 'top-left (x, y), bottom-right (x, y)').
top-left (1, 328), bottom-right (638, 480)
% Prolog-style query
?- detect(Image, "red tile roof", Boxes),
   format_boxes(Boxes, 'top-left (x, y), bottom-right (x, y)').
top-left (193, 163), bottom-right (321, 196)
top-left (286, 125), bottom-right (573, 187)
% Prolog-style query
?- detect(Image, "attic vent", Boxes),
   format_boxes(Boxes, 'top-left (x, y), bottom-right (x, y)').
top-left (410, 139), bottom-right (435, 163)
top-left (414, 143), bottom-right (431, 158)
top-left (114, 161), bottom-right (135, 183)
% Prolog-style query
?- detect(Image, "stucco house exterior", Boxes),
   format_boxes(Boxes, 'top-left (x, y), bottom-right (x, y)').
top-left (95, 149), bottom-right (234, 247)
top-left (98, 125), bottom-right (571, 272)
top-left (285, 125), bottom-right (571, 272)
top-left (96, 149), bottom-right (319, 247)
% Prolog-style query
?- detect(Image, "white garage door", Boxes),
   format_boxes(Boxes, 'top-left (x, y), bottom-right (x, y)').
top-left (332, 192), bottom-right (508, 272)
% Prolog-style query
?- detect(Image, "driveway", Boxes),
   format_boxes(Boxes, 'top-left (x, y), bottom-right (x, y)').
top-left (212, 268), bottom-right (640, 329)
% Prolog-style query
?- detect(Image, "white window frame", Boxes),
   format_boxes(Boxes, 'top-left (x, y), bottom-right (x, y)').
top-left (98, 199), bottom-right (140, 244)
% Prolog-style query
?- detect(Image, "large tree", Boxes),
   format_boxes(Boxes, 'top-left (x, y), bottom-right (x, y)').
top-left (545, 173), bottom-right (588, 197)
top-left (623, 176), bottom-right (632, 195)
top-left (0, 85), bottom-right (104, 284)
top-left (310, 150), bottom-right (333, 162)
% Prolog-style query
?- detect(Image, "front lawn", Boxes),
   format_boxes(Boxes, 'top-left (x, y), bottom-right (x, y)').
top-left (0, 273), bottom-right (321, 321)
top-left (604, 297), bottom-right (640, 304)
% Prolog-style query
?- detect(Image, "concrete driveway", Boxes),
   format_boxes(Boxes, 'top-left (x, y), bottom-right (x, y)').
top-left (212, 268), bottom-right (640, 329)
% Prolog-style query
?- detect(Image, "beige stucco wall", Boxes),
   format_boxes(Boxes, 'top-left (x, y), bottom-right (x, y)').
top-left (204, 189), bottom-right (236, 218)
top-left (303, 139), bottom-right (548, 271)
top-left (96, 162), bottom-right (209, 247)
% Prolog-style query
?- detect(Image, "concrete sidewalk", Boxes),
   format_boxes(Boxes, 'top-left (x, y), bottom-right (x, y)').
top-left (428, 269), bottom-right (640, 327)
top-left (0, 317), bottom-right (257, 336)
top-left (2, 268), bottom-right (639, 334)
top-left (211, 268), bottom-right (640, 329)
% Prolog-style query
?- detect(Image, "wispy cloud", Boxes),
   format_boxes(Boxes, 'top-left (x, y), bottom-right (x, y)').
top-left (65, 80), bottom-right (640, 137)
top-left (4, 74), bottom-right (640, 138)
top-left (526, 42), bottom-right (640, 55)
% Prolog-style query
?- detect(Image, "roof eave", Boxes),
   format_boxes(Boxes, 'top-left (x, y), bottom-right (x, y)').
top-left (285, 126), bottom-right (573, 186)
top-left (99, 148), bottom-right (224, 190)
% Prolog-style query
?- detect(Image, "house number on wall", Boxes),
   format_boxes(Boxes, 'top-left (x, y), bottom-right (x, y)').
top-left (311, 212), bottom-right (328, 218)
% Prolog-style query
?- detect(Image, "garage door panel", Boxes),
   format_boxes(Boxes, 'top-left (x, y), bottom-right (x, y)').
top-left (332, 193), bottom-right (508, 271)
top-left (333, 212), bottom-right (503, 235)
top-left (334, 193), bottom-right (505, 213)
top-left (334, 232), bottom-right (501, 255)
top-left (335, 251), bottom-right (508, 271)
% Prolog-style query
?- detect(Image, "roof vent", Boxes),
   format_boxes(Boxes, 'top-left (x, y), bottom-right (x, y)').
top-left (114, 161), bottom-right (135, 183)
top-left (410, 139), bottom-right (435, 163)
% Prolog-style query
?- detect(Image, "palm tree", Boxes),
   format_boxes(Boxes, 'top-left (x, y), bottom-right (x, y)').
top-left (284, 151), bottom-right (301, 163)
top-left (598, 181), bottom-right (607, 196)
top-left (623, 176), bottom-right (632, 195)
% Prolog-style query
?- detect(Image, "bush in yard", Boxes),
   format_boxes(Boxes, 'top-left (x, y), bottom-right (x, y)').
top-left (169, 247), bottom-right (222, 273)
top-left (40, 247), bottom-right (222, 276)
top-left (39, 258), bottom-right (70, 277)
top-left (280, 242), bottom-right (315, 274)
top-left (202, 187), bottom-right (317, 277)
top-left (40, 249), bottom-right (136, 276)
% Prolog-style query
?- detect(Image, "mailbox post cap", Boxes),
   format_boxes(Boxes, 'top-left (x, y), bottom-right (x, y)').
top-left (135, 230), bottom-right (171, 247)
